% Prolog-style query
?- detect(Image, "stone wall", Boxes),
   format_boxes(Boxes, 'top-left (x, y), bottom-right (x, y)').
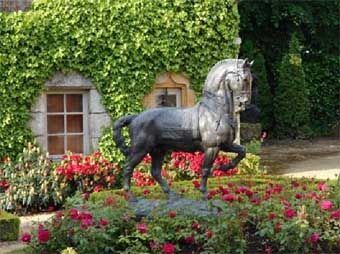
top-left (29, 72), bottom-right (111, 154)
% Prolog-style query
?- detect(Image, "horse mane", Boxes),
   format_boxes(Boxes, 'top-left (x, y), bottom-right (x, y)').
top-left (204, 59), bottom-right (245, 91)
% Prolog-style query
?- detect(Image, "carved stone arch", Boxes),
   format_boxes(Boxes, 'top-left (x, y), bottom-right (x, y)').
top-left (29, 71), bottom-right (111, 158)
top-left (143, 72), bottom-right (196, 108)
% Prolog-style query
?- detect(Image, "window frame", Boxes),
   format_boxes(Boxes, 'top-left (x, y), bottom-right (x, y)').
top-left (44, 90), bottom-right (89, 159)
top-left (154, 88), bottom-right (182, 108)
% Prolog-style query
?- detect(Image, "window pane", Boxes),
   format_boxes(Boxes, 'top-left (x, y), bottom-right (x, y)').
top-left (48, 136), bottom-right (64, 155)
top-left (66, 94), bottom-right (83, 112)
top-left (67, 135), bottom-right (83, 153)
top-left (47, 115), bottom-right (64, 134)
top-left (157, 94), bottom-right (177, 107)
top-left (47, 94), bottom-right (64, 112)
top-left (67, 115), bottom-right (83, 133)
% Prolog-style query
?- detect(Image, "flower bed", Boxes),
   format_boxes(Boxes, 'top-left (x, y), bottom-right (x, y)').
top-left (0, 143), bottom-right (260, 214)
top-left (20, 175), bottom-right (340, 253)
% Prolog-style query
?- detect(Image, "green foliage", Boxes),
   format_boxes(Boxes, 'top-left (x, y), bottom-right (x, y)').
top-left (0, 210), bottom-right (20, 241)
top-left (304, 56), bottom-right (340, 135)
top-left (0, 0), bottom-right (240, 159)
top-left (239, 1), bottom-right (339, 135)
top-left (274, 33), bottom-right (311, 138)
top-left (23, 176), bottom-right (340, 253)
top-left (241, 40), bottom-right (273, 130)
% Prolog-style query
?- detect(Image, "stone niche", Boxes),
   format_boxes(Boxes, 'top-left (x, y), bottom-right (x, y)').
top-left (29, 71), bottom-right (111, 155)
top-left (143, 72), bottom-right (196, 108)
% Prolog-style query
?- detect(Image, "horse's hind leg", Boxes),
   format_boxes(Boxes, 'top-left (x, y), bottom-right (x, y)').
top-left (123, 151), bottom-right (147, 201)
top-left (150, 150), bottom-right (177, 200)
top-left (220, 143), bottom-right (246, 171)
top-left (199, 147), bottom-right (219, 199)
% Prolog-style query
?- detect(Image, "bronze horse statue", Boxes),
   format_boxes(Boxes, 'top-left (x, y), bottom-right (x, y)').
top-left (114, 59), bottom-right (253, 200)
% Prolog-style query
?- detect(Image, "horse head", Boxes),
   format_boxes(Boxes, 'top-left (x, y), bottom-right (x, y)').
top-left (204, 59), bottom-right (253, 108)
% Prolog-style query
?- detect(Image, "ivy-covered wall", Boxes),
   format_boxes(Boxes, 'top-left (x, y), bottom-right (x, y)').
top-left (0, 0), bottom-right (240, 159)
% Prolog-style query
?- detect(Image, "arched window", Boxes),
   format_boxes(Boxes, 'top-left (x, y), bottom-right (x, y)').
top-left (143, 72), bottom-right (196, 109)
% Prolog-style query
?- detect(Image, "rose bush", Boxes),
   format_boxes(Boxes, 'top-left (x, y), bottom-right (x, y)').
top-left (21, 175), bottom-right (340, 253)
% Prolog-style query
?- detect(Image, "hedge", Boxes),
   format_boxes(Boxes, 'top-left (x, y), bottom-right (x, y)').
top-left (0, 210), bottom-right (20, 241)
top-left (0, 0), bottom-right (240, 159)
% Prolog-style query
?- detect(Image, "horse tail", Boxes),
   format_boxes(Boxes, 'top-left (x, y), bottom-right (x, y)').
top-left (113, 114), bottom-right (137, 157)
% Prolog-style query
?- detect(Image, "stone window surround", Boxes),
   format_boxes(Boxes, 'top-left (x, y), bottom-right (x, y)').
top-left (143, 72), bottom-right (196, 109)
top-left (29, 71), bottom-right (111, 157)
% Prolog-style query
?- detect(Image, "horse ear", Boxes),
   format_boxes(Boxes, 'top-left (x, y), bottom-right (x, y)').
top-left (249, 60), bottom-right (254, 66)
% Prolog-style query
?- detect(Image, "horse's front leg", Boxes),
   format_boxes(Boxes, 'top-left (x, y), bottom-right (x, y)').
top-left (199, 147), bottom-right (219, 199)
top-left (219, 143), bottom-right (246, 171)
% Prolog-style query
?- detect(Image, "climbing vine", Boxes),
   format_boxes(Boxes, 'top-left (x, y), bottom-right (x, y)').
top-left (0, 0), bottom-right (240, 158)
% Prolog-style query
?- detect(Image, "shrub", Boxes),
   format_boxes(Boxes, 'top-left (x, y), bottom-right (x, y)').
top-left (0, 143), bottom-right (120, 214)
top-left (132, 152), bottom-right (262, 187)
top-left (274, 33), bottom-right (311, 138)
top-left (0, 143), bottom-right (60, 213)
top-left (0, 210), bottom-right (20, 241)
top-left (21, 176), bottom-right (340, 253)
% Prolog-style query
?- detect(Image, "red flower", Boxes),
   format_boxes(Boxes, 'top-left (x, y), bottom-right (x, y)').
top-left (295, 193), bottom-right (303, 199)
top-left (81, 192), bottom-right (90, 200)
top-left (227, 182), bottom-right (235, 188)
top-left (291, 181), bottom-right (300, 188)
top-left (274, 223), bottom-right (282, 232)
top-left (321, 200), bottom-right (333, 210)
top-left (169, 211), bottom-right (176, 218)
top-left (143, 189), bottom-right (151, 195)
top-left (222, 194), bottom-right (235, 203)
top-left (181, 188), bottom-right (187, 193)
top-left (150, 241), bottom-right (160, 249)
top-left (105, 197), bottom-right (114, 205)
top-left (69, 229), bottom-right (75, 235)
top-left (56, 211), bottom-right (64, 218)
top-left (163, 243), bottom-right (175, 254)
top-left (317, 182), bottom-right (328, 191)
top-left (184, 235), bottom-right (195, 244)
top-left (80, 218), bottom-right (92, 230)
top-left (100, 218), bottom-right (108, 226)
top-left (21, 233), bottom-right (31, 242)
top-left (310, 232), bottom-right (320, 243)
top-left (264, 247), bottom-right (273, 254)
top-left (268, 212), bottom-right (276, 220)
top-left (219, 186), bottom-right (229, 195)
top-left (137, 223), bottom-right (148, 234)
top-left (206, 230), bottom-right (213, 239)
top-left (331, 210), bottom-right (340, 219)
top-left (284, 208), bottom-right (296, 219)
top-left (237, 196), bottom-right (244, 203)
top-left (192, 180), bottom-right (200, 189)
top-left (69, 208), bottom-right (79, 220)
top-left (93, 185), bottom-right (102, 192)
top-left (37, 229), bottom-right (50, 243)
top-left (192, 222), bottom-right (200, 231)
top-left (245, 190), bottom-right (254, 198)
top-left (251, 197), bottom-right (261, 205)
